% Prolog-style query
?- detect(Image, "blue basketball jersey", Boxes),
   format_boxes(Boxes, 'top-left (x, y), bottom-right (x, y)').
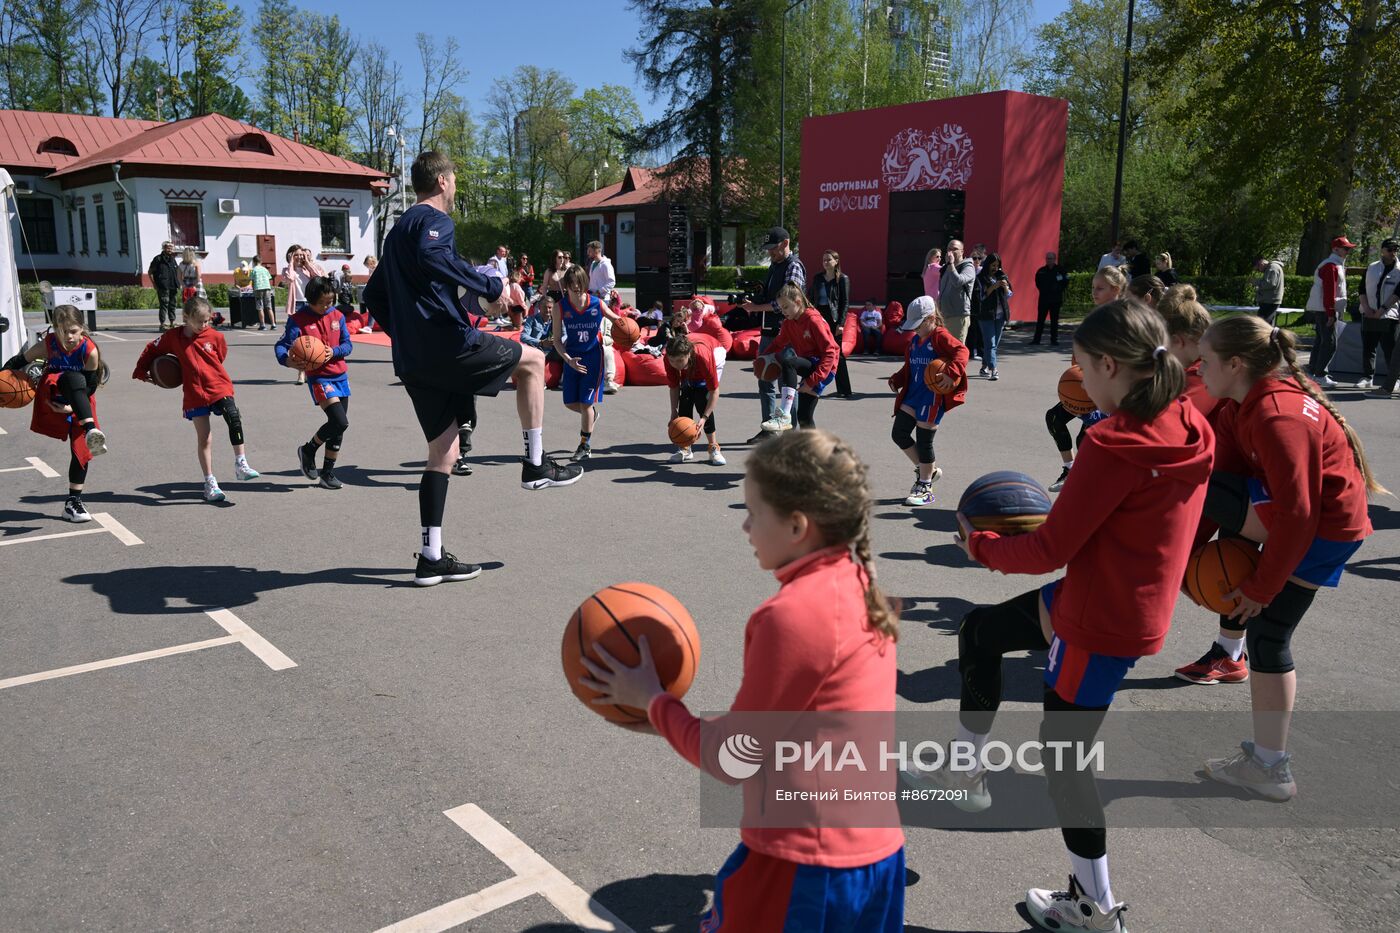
top-left (904, 333), bottom-right (938, 408)
top-left (45, 334), bottom-right (93, 374)
top-left (560, 294), bottom-right (603, 355)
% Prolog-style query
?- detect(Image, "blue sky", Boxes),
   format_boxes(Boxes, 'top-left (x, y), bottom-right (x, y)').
top-left (235, 0), bottom-right (1071, 125)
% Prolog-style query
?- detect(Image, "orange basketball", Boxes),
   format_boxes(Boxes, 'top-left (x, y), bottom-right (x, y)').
top-left (753, 353), bottom-right (782, 381)
top-left (1183, 538), bottom-right (1261, 614)
top-left (562, 583), bottom-right (701, 725)
top-left (0, 369), bottom-right (35, 408)
top-left (288, 334), bottom-right (332, 371)
top-left (669, 416), bottom-right (702, 447)
top-left (923, 357), bottom-right (954, 393)
top-left (612, 316), bottom-right (641, 348)
top-left (1058, 365), bottom-right (1096, 416)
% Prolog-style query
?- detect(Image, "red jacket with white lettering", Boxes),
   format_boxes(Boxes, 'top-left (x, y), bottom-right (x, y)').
top-left (767, 307), bottom-right (839, 391)
top-left (1211, 376), bottom-right (1371, 603)
top-left (133, 326), bottom-right (234, 410)
top-left (969, 400), bottom-right (1215, 657)
top-left (648, 546), bottom-right (904, 868)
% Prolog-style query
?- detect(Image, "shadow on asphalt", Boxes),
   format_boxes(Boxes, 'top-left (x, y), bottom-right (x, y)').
top-left (519, 871), bottom-right (712, 933)
top-left (62, 563), bottom-right (434, 613)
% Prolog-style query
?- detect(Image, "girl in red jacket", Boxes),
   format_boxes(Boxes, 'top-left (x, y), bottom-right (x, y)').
top-left (884, 295), bottom-right (968, 506)
top-left (930, 300), bottom-right (1213, 933)
top-left (1194, 315), bottom-right (1381, 801)
top-left (664, 332), bottom-right (726, 465)
top-left (759, 284), bottom-right (839, 433)
top-left (580, 429), bottom-right (905, 932)
top-left (135, 298), bottom-right (260, 502)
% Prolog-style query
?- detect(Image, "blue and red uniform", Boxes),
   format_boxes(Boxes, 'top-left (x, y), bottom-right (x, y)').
top-left (559, 293), bottom-right (605, 406)
top-left (888, 326), bottom-right (968, 424)
top-left (31, 335), bottom-right (99, 466)
top-left (275, 305), bottom-right (352, 404)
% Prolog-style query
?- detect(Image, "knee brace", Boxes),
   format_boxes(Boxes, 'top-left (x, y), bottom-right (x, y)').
top-left (319, 402), bottom-right (349, 443)
top-left (218, 398), bottom-right (245, 447)
top-left (1045, 403), bottom-right (1072, 452)
top-left (1205, 473), bottom-right (1250, 536)
top-left (915, 426), bottom-right (935, 463)
top-left (1246, 582), bottom-right (1316, 674)
top-left (891, 409), bottom-right (916, 449)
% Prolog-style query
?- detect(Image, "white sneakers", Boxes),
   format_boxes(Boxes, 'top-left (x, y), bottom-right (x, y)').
top-left (760, 412), bottom-right (791, 433)
top-left (1026, 876), bottom-right (1129, 932)
top-left (234, 460), bottom-right (260, 481)
top-left (84, 428), bottom-right (107, 457)
top-left (204, 477), bottom-right (226, 502)
top-left (709, 447), bottom-right (727, 466)
top-left (670, 448), bottom-right (694, 463)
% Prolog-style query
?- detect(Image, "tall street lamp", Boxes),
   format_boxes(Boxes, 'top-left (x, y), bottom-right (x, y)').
top-left (777, 0), bottom-right (810, 230)
top-left (1109, 0), bottom-right (1136, 246)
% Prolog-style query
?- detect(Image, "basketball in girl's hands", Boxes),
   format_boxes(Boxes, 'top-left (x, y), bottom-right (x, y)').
top-left (1183, 538), bottom-right (1261, 614)
top-left (612, 316), bottom-right (641, 348)
top-left (149, 354), bottom-right (183, 389)
top-left (562, 583), bottom-right (701, 725)
top-left (923, 357), bottom-right (953, 393)
top-left (753, 353), bottom-right (782, 381)
top-left (0, 369), bottom-right (35, 408)
top-left (288, 334), bottom-right (332, 371)
top-left (958, 471), bottom-right (1053, 536)
top-left (1058, 365), bottom-right (1096, 416)
top-left (668, 416), bottom-right (702, 447)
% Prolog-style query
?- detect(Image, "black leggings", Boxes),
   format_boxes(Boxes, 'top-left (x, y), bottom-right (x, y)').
top-left (56, 370), bottom-right (95, 426)
top-left (1045, 402), bottom-right (1091, 455)
top-left (1204, 471), bottom-right (1317, 672)
top-left (957, 589), bottom-right (1109, 859)
top-left (678, 385), bottom-right (717, 436)
top-left (778, 350), bottom-right (821, 428)
top-left (315, 397), bottom-right (349, 451)
top-left (891, 408), bottom-right (936, 462)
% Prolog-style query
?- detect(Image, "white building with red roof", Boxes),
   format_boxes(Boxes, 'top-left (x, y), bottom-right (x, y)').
top-left (1, 109), bottom-right (389, 285)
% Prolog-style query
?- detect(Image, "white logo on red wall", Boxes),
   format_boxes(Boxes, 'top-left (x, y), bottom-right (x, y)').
top-left (882, 124), bottom-right (974, 192)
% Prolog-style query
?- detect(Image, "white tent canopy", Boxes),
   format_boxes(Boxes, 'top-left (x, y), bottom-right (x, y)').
top-left (1, 168), bottom-right (31, 361)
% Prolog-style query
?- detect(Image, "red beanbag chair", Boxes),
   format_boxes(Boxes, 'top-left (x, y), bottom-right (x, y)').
top-left (841, 312), bottom-right (859, 357)
top-left (882, 301), bottom-right (905, 331)
top-left (729, 328), bottom-right (762, 360)
top-left (882, 327), bottom-right (914, 357)
top-left (610, 347), bottom-right (627, 387)
top-left (544, 357), bottom-right (563, 390)
top-left (622, 350), bottom-right (668, 386)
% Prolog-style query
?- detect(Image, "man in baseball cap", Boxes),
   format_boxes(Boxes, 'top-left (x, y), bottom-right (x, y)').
top-left (737, 225), bottom-right (806, 441)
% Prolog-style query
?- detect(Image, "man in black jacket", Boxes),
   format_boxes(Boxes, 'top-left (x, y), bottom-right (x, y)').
top-left (148, 241), bottom-right (181, 329)
top-left (1032, 251), bottom-right (1069, 345)
top-left (737, 226), bottom-right (806, 442)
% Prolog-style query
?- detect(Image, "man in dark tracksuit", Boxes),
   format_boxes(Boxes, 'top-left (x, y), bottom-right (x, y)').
top-left (148, 241), bottom-right (181, 329)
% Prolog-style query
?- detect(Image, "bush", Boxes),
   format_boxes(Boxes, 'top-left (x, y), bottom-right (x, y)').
top-left (20, 284), bottom-right (290, 313)
top-left (702, 265), bottom-right (770, 292)
top-left (1056, 272), bottom-right (1363, 319)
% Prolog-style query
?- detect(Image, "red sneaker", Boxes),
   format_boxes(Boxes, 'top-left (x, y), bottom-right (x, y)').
top-left (1175, 643), bottom-right (1249, 684)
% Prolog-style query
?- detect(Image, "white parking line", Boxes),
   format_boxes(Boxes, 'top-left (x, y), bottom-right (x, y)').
top-left (374, 804), bottom-right (635, 933)
top-left (97, 332), bottom-right (131, 342)
top-left (0, 456), bottom-right (59, 477)
top-left (0, 511), bottom-right (141, 547)
top-left (0, 424), bottom-right (8, 434)
top-left (0, 608), bottom-right (295, 690)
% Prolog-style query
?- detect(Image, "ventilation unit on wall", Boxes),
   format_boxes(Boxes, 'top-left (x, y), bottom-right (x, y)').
top-left (601, 223), bottom-right (611, 234)
top-left (217, 198), bottom-right (240, 214)
top-left (619, 220), bottom-right (634, 234)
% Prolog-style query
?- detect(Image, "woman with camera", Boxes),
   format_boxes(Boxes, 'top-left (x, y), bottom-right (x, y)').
top-left (973, 252), bottom-right (1012, 381)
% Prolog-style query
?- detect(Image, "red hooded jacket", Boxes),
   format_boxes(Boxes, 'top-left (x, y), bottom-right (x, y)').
top-left (768, 307), bottom-right (839, 391)
top-left (1212, 377), bottom-right (1371, 603)
top-left (970, 400), bottom-right (1215, 657)
top-left (133, 327), bottom-right (234, 410)
top-left (889, 326), bottom-right (969, 416)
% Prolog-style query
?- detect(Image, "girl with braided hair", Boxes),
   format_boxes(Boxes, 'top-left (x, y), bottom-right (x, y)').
top-left (916, 300), bottom-right (1213, 933)
top-left (580, 429), bottom-right (905, 931)
top-left (1192, 315), bottom-right (1382, 801)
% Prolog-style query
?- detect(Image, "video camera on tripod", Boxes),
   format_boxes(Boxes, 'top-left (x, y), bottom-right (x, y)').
top-left (725, 279), bottom-right (765, 307)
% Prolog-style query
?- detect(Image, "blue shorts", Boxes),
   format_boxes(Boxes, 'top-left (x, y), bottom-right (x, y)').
top-left (702, 843), bottom-right (904, 933)
top-left (309, 375), bottom-right (349, 405)
top-left (808, 357), bottom-right (837, 396)
top-left (901, 395), bottom-right (947, 426)
top-left (561, 348), bottom-right (604, 406)
top-left (183, 397), bottom-right (233, 420)
top-left (1245, 478), bottom-right (1364, 586)
top-left (1041, 580), bottom-right (1139, 707)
